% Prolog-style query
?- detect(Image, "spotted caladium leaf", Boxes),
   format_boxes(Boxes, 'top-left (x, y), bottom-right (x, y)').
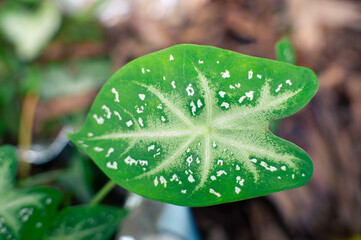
top-left (69, 44), bottom-right (318, 207)
top-left (44, 205), bottom-right (125, 240)
top-left (0, 146), bottom-right (62, 240)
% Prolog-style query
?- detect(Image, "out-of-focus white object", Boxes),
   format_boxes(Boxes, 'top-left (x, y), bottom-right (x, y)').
top-left (96, 0), bottom-right (132, 27)
top-left (118, 193), bottom-right (200, 240)
top-left (18, 126), bottom-right (71, 164)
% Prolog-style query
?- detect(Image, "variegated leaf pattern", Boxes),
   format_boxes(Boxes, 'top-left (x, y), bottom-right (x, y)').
top-left (0, 146), bottom-right (62, 240)
top-left (44, 205), bottom-right (125, 240)
top-left (69, 44), bottom-right (318, 207)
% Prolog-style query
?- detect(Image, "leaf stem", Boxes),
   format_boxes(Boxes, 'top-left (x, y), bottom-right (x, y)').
top-left (18, 93), bottom-right (39, 179)
top-left (89, 180), bottom-right (117, 206)
top-left (17, 169), bottom-right (65, 188)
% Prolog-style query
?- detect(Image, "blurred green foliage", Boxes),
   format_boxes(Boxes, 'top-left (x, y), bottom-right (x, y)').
top-left (275, 37), bottom-right (297, 65)
top-left (0, 0), bottom-right (109, 144)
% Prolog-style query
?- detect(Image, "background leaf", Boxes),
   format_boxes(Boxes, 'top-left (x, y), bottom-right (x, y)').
top-left (44, 205), bottom-right (125, 240)
top-left (69, 44), bottom-right (318, 206)
top-left (275, 38), bottom-right (297, 65)
top-left (0, 145), bottom-right (17, 189)
top-left (0, 146), bottom-right (62, 240)
top-left (0, 0), bottom-right (61, 60)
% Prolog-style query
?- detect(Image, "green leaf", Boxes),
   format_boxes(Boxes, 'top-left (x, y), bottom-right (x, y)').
top-left (44, 205), bottom-right (125, 240)
top-left (0, 0), bottom-right (61, 60)
top-left (69, 44), bottom-right (318, 207)
top-left (275, 38), bottom-right (297, 65)
top-left (0, 146), bottom-right (62, 240)
top-left (0, 145), bottom-right (17, 190)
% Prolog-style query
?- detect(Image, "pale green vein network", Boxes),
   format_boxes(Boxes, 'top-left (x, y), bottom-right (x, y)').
top-left (123, 108), bottom-right (141, 130)
top-left (135, 135), bottom-right (197, 179)
top-left (212, 85), bottom-right (302, 127)
top-left (89, 130), bottom-right (195, 140)
top-left (192, 63), bottom-right (212, 123)
top-left (212, 134), bottom-right (297, 168)
top-left (134, 82), bottom-right (195, 129)
top-left (211, 134), bottom-right (260, 183)
top-left (193, 134), bottom-right (211, 192)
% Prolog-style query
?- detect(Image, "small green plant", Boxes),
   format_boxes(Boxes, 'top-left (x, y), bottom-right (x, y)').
top-left (0, 146), bottom-right (124, 240)
top-left (69, 44), bottom-right (318, 207)
top-left (275, 38), bottom-right (297, 65)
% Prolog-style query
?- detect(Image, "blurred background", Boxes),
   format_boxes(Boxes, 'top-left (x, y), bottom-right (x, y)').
top-left (0, 0), bottom-right (360, 239)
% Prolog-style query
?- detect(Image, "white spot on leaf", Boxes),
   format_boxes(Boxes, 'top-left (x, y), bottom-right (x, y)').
top-left (170, 174), bottom-right (179, 182)
top-left (186, 155), bottom-right (193, 166)
top-left (209, 188), bottom-right (221, 197)
top-left (138, 117), bottom-right (144, 127)
top-left (250, 158), bottom-right (257, 163)
top-left (111, 88), bottom-right (119, 102)
top-left (102, 105), bottom-right (111, 119)
top-left (94, 147), bottom-right (104, 152)
top-left (93, 114), bottom-right (104, 124)
top-left (217, 170), bottom-right (227, 176)
top-left (154, 177), bottom-right (159, 186)
top-left (105, 148), bottom-right (114, 157)
top-left (275, 84), bottom-right (282, 92)
top-left (221, 70), bottom-right (230, 78)
top-left (186, 84), bottom-right (195, 96)
top-left (188, 174), bottom-right (195, 183)
top-left (190, 101), bottom-right (196, 115)
top-left (160, 176), bottom-right (167, 187)
top-left (245, 91), bottom-right (254, 100)
top-left (248, 69), bottom-right (253, 79)
top-left (126, 120), bottom-right (133, 127)
top-left (238, 96), bottom-right (246, 104)
top-left (106, 161), bottom-right (118, 169)
top-left (139, 94), bottom-right (145, 101)
top-left (148, 145), bottom-right (155, 151)
top-left (171, 81), bottom-right (176, 89)
top-left (114, 111), bottom-right (122, 120)
top-left (221, 102), bottom-right (230, 109)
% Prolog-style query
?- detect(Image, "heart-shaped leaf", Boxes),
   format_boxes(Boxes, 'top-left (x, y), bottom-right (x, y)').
top-left (69, 44), bottom-right (318, 207)
top-left (0, 146), bottom-right (62, 240)
top-left (44, 205), bottom-right (125, 240)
